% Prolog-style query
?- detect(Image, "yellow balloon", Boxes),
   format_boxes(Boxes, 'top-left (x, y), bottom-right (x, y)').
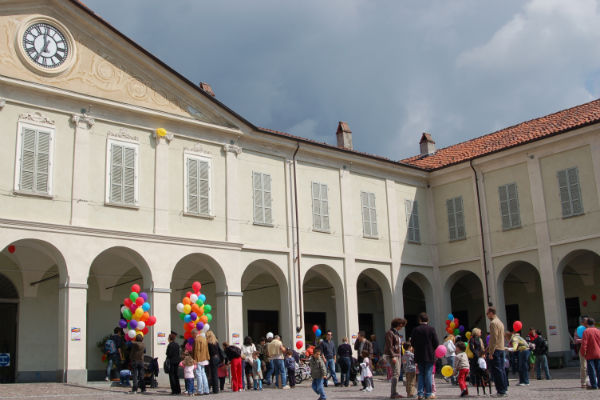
top-left (183, 304), bottom-right (192, 314)
top-left (441, 365), bottom-right (454, 378)
top-left (466, 346), bottom-right (474, 359)
top-left (134, 307), bottom-right (144, 318)
top-left (156, 128), bottom-right (167, 137)
top-left (449, 322), bottom-right (455, 330)
top-left (465, 332), bottom-right (472, 340)
top-left (136, 331), bottom-right (144, 338)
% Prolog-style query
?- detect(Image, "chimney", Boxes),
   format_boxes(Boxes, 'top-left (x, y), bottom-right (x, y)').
top-left (336, 121), bottom-right (353, 150)
top-left (199, 82), bottom-right (215, 97)
top-left (419, 132), bottom-right (435, 156)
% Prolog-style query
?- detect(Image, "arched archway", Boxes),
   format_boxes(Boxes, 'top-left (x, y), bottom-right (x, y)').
top-left (0, 239), bottom-right (67, 382)
top-left (171, 253), bottom-right (227, 343)
top-left (498, 262), bottom-right (545, 334)
top-left (303, 264), bottom-right (344, 345)
top-left (558, 249), bottom-right (600, 345)
top-left (86, 246), bottom-right (152, 380)
top-left (445, 271), bottom-right (486, 332)
top-left (402, 272), bottom-right (432, 339)
top-left (241, 260), bottom-right (289, 343)
top-left (356, 268), bottom-right (393, 347)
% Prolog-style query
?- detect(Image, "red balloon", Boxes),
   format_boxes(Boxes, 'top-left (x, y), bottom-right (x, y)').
top-left (296, 340), bottom-right (303, 350)
top-left (147, 316), bottom-right (156, 326)
top-left (446, 320), bottom-right (451, 326)
top-left (513, 321), bottom-right (523, 332)
top-left (592, 294), bottom-right (597, 301)
top-left (7, 245), bottom-right (15, 254)
top-left (188, 321), bottom-right (196, 330)
top-left (186, 291), bottom-right (192, 298)
top-left (184, 323), bottom-right (192, 332)
top-left (192, 281), bottom-right (202, 293)
top-left (124, 298), bottom-right (132, 307)
top-left (135, 296), bottom-right (145, 306)
top-left (131, 284), bottom-right (141, 293)
top-left (312, 325), bottom-right (319, 333)
top-left (142, 327), bottom-right (149, 335)
top-left (184, 331), bottom-right (191, 340)
top-left (446, 327), bottom-right (453, 334)
top-left (130, 304), bottom-right (137, 312)
top-left (583, 300), bottom-right (588, 307)
top-left (453, 318), bottom-right (459, 326)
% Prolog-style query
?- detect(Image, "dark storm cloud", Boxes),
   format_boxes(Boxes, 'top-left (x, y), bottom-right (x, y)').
top-left (84, 0), bottom-right (600, 159)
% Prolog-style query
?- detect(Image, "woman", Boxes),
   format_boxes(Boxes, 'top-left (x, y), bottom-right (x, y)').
top-left (242, 336), bottom-right (256, 390)
top-left (468, 328), bottom-right (485, 388)
top-left (166, 333), bottom-right (181, 395)
top-left (337, 337), bottom-right (353, 387)
top-left (224, 341), bottom-right (243, 392)
top-left (206, 331), bottom-right (223, 393)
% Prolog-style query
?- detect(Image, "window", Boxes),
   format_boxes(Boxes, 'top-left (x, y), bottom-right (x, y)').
top-left (557, 167), bottom-right (583, 217)
top-left (253, 172), bottom-right (272, 225)
top-left (405, 200), bottom-right (420, 243)
top-left (361, 191), bottom-right (378, 238)
top-left (106, 140), bottom-right (138, 206)
top-left (446, 196), bottom-right (465, 241)
top-left (312, 182), bottom-right (330, 231)
top-left (498, 183), bottom-right (521, 230)
top-left (15, 123), bottom-right (53, 195)
top-left (185, 154), bottom-right (211, 216)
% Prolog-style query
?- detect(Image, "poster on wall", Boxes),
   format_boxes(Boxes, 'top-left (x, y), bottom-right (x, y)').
top-left (351, 334), bottom-right (357, 345)
top-left (157, 332), bottom-right (167, 345)
top-left (232, 333), bottom-right (240, 345)
top-left (548, 325), bottom-right (558, 336)
top-left (71, 327), bottom-right (81, 341)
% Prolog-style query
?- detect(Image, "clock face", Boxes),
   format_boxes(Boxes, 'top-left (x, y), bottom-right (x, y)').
top-left (22, 22), bottom-right (69, 68)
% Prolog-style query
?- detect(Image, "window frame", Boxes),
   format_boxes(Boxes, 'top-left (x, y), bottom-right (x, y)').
top-left (14, 120), bottom-right (55, 197)
top-left (557, 167), bottom-right (584, 218)
top-left (253, 171), bottom-right (273, 226)
top-left (105, 138), bottom-right (139, 208)
top-left (498, 182), bottom-right (521, 231)
top-left (361, 191), bottom-right (378, 239)
top-left (446, 196), bottom-right (466, 241)
top-left (311, 181), bottom-right (330, 233)
top-left (405, 199), bottom-right (421, 244)
top-left (183, 152), bottom-right (213, 218)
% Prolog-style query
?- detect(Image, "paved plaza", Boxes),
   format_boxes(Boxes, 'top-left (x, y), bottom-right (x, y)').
top-left (0, 368), bottom-right (596, 400)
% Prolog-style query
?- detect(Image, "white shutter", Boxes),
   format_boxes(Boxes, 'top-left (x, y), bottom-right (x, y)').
top-left (253, 172), bottom-right (263, 223)
top-left (108, 141), bottom-right (138, 205)
top-left (447, 198), bottom-right (456, 241)
top-left (263, 173), bottom-right (272, 224)
top-left (198, 160), bottom-right (210, 214)
top-left (110, 143), bottom-right (123, 203)
top-left (369, 192), bottom-right (378, 236)
top-left (455, 197), bottom-right (465, 239)
top-left (361, 191), bottom-right (371, 236)
top-left (19, 128), bottom-right (36, 191)
top-left (507, 183), bottom-right (520, 228)
top-left (321, 183), bottom-right (329, 231)
top-left (498, 185), bottom-right (510, 230)
top-left (123, 147), bottom-right (135, 204)
top-left (312, 182), bottom-right (321, 229)
top-left (568, 168), bottom-right (583, 215)
top-left (557, 169), bottom-right (571, 216)
top-left (35, 131), bottom-right (50, 193)
top-left (187, 157), bottom-right (198, 213)
top-left (413, 201), bottom-right (420, 243)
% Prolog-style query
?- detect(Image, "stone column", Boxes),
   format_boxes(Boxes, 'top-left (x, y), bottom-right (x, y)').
top-left (153, 130), bottom-right (173, 235)
top-left (70, 114), bottom-right (95, 226)
top-left (426, 186), bottom-right (443, 335)
top-left (58, 283), bottom-right (88, 384)
top-left (223, 144), bottom-right (242, 243)
top-left (385, 179), bottom-right (402, 318)
top-left (149, 287), bottom-right (171, 386)
top-left (217, 291), bottom-right (244, 346)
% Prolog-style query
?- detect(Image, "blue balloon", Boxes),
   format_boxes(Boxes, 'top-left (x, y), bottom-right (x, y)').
top-left (184, 314), bottom-right (192, 323)
top-left (199, 294), bottom-right (207, 303)
top-left (315, 329), bottom-right (322, 337)
top-left (448, 313), bottom-right (454, 321)
top-left (142, 302), bottom-right (151, 312)
top-left (577, 325), bottom-right (586, 338)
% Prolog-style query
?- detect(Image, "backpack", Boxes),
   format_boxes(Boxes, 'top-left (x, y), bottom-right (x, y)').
top-left (104, 338), bottom-right (117, 355)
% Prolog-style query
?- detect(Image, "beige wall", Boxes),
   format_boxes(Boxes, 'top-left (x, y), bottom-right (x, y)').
top-left (396, 183), bottom-right (432, 265)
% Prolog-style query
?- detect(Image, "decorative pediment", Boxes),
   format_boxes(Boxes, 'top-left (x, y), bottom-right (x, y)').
top-left (108, 128), bottom-right (138, 142)
top-left (19, 111), bottom-right (55, 126)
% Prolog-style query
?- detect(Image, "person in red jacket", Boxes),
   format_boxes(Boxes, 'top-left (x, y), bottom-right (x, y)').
top-left (581, 318), bottom-right (600, 390)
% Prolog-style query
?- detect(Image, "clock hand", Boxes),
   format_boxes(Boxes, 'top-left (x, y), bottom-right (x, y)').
top-left (41, 33), bottom-right (50, 54)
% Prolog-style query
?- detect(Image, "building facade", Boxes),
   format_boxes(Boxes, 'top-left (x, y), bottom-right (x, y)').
top-left (0, 0), bottom-right (598, 384)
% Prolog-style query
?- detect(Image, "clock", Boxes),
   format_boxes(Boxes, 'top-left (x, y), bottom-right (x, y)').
top-left (22, 22), bottom-right (69, 68)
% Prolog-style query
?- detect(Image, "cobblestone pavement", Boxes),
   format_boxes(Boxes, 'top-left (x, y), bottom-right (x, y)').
top-left (0, 368), bottom-right (597, 400)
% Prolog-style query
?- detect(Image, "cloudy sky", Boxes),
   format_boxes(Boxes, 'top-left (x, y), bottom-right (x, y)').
top-left (84, 0), bottom-right (600, 160)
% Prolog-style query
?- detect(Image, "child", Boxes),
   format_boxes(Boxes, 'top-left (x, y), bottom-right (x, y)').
top-left (360, 350), bottom-right (374, 392)
top-left (119, 368), bottom-right (131, 386)
top-left (454, 341), bottom-right (470, 397)
top-left (402, 343), bottom-right (416, 398)
top-left (309, 347), bottom-right (327, 400)
top-left (180, 350), bottom-right (196, 396)
top-left (218, 362), bottom-right (229, 392)
top-left (252, 351), bottom-right (263, 390)
top-left (285, 349), bottom-right (296, 388)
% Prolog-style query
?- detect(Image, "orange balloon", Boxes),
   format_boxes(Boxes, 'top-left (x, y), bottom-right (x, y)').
top-left (197, 307), bottom-right (204, 316)
top-left (192, 304), bottom-right (201, 314)
top-left (200, 315), bottom-right (208, 324)
top-left (141, 312), bottom-right (149, 322)
top-left (182, 297), bottom-right (191, 305)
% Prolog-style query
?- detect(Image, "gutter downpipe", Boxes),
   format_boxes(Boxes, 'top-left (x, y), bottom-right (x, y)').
top-left (470, 160), bottom-right (492, 306)
top-left (292, 143), bottom-right (303, 332)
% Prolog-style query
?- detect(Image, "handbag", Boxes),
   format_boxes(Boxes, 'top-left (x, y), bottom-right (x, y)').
top-left (163, 359), bottom-right (170, 373)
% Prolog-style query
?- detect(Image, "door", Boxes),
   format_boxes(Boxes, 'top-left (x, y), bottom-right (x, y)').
top-left (247, 310), bottom-right (279, 343)
top-left (0, 303), bottom-right (17, 383)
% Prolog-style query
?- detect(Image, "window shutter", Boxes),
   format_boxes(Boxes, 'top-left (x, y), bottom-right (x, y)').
top-left (123, 147), bottom-right (135, 204)
top-left (447, 198), bottom-right (456, 241)
top-left (369, 192), bottom-right (377, 236)
top-left (498, 185), bottom-right (510, 230)
top-left (568, 168), bottom-right (583, 215)
top-left (321, 184), bottom-right (329, 231)
top-left (19, 128), bottom-right (36, 191)
top-left (361, 191), bottom-right (370, 236)
top-left (253, 172), bottom-right (263, 223)
top-left (110, 143), bottom-right (123, 203)
top-left (187, 157), bottom-right (198, 213)
top-left (198, 160), bottom-right (210, 214)
top-left (405, 200), bottom-right (414, 242)
top-left (508, 183), bottom-right (520, 228)
top-left (312, 182), bottom-right (321, 229)
top-left (263, 173), bottom-right (272, 224)
top-left (557, 169), bottom-right (571, 216)
top-left (35, 131), bottom-right (50, 193)
top-left (455, 197), bottom-right (465, 239)
top-left (413, 201), bottom-right (420, 243)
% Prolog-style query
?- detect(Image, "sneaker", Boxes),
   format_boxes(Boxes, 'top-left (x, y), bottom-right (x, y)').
top-left (429, 395), bottom-right (437, 399)
top-left (366, 387), bottom-right (373, 392)
top-left (282, 386), bottom-right (290, 390)
top-left (491, 394), bottom-right (507, 398)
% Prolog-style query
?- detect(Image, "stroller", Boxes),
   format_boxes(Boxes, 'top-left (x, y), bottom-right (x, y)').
top-left (349, 357), bottom-right (359, 386)
top-left (143, 355), bottom-right (159, 388)
top-left (295, 360), bottom-right (311, 384)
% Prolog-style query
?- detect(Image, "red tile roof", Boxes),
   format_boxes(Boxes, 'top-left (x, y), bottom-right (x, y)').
top-left (401, 98), bottom-right (600, 170)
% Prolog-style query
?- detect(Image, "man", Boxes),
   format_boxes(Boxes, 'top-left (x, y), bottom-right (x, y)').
top-left (320, 330), bottom-right (340, 387)
top-left (533, 329), bottom-right (551, 380)
top-left (354, 331), bottom-right (373, 389)
top-left (268, 335), bottom-right (289, 389)
top-left (129, 334), bottom-right (146, 393)
top-left (105, 327), bottom-right (123, 381)
top-left (581, 318), bottom-right (600, 390)
top-left (411, 312), bottom-right (438, 400)
top-left (384, 318), bottom-right (407, 399)
top-left (575, 316), bottom-right (590, 388)
top-left (486, 307), bottom-right (507, 397)
top-left (192, 328), bottom-right (210, 395)
top-left (263, 335), bottom-right (274, 385)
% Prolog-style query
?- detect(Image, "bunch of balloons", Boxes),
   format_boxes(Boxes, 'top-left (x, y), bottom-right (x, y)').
top-left (176, 281), bottom-right (213, 346)
top-left (445, 313), bottom-right (464, 336)
top-left (311, 324), bottom-right (322, 342)
top-left (119, 284), bottom-right (157, 340)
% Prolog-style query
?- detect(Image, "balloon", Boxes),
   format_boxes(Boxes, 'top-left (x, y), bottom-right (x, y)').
top-left (142, 302), bottom-right (151, 312)
top-left (147, 316), bottom-right (156, 326)
top-left (296, 340), bottom-right (303, 350)
top-left (446, 327), bottom-right (453, 334)
top-left (592, 294), bottom-right (598, 301)
top-left (187, 337), bottom-right (195, 345)
top-left (513, 321), bottom-right (523, 332)
top-left (121, 306), bottom-right (129, 315)
top-left (124, 298), bottom-right (132, 307)
top-left (204, 304), bottom-right (212, 313)
top-left (129, 320), bottom-right (138, 330)
top-left (199, 294), bottom-right (206, 303)
top-left (441, 365), bottom-right (454, 378)
top-left (191, 304), bottom-right (200, 314)
top-left (486, 335), bottom-right (490, 346)
top-left (192, 281), bottom-right (201, 293)
top-left (183, 297), bottom-right (191, 305)
top-left (184, 323), bottom-right (192, 332)
top-left (196, 299), bottom-right (204, 306)
top-left (206, 313), bottom-right (213, 323)
top-left (131, 284), bottom-right (141, 293)
top-left (128, 329), bottom-right (136, 339)
top-left (315, 329), bottom-right (322, 337)
top-left (190, 312), bottom-right (198, 321)
top-left (176, 303), bottom-right (184, 313)
top-left (466, 346), bottom-right (474, 359)
top-left (137, 321), bottom-right (145, 330)
top-left (453, 318), bottom-right (459, 326)
top-left (136, 331), bottom-right (144, 338)
top-left (183, 304), bottom-right (192, 314)
top-left (448, 314), bottom-right (454, 321)
top-left (122, 309), bottom-right (132, 320)
top-left (312, 325), bottom-right (319, 333)
top-left (190, 294), bottom-right (198, 303)
top-left (188, 321), bottom-right (196, 330)
top-left (577, 325), bottom-right (586, 338)
top-left (197, 306), bottom-right (204, 316)
top-left (134, 307), bottom-right (144, 318)
top-left (266, 332), bottom-right (274, 339)
top-left (130, 292), bottom-right (139, 302)
top-left (179, 313), bottom-right (186, 321)
top-left (454, 328), bottom-right (460, 336)
top-left (135, 296), bottom-right (145, 306)
top-left (130, 303), bottom-right (137, 312)
top-left (185, 343), bottom-right (193, 352)
top-left (449, 322), bottom-right (455, 330)
top-left (465, 332), bottom-right (472, 340)
top-left (139, 292), bottom-right (148, 301)
top-left (196, 322), bottom-right (204, 331)
top-left (445, 320), bottom-right (450, 326)
top-left (200, 315), bottom-right (208, 324)
top-left (119, 319), bottom-right (128, 328)
top-left (184, 315), bottom-right (192, 323)
top-left (202, 323), bottom-right (209, 332)
top-left (583, 301), bottom-right (588, 307)
top-left (435, 345), bottom-right (447, 358)
top-left (142, 327), bottom-right (148, 335)
top-left (186, 291), bottom-right (192, 298)
top-left (459, 325), bottom-right (465, 333)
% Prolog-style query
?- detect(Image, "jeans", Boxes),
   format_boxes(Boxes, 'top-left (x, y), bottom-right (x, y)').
top-left (185, 378), bottom-right (194, 394)
top-left (588, 359), bottom-right (600, 389)
top-left (490, 350), bottom-right (507, 394)
top-left (131, 361), bottom-right (145, 393)
top-left (324, 358), bottom-right (338, 385)
top-left (417, 362), bottom-right (434, 398)
top-left (287, 368), bottom-right (296, 387)
top-left (254, 377), bottom-right (263, 390)
top-left (272, 359), bottom-right (287, 387)
top-left (535, 354), bottom-right (551, 380)
top-left (518, 350), bottom-right (530, 384)
top-left (265, 360), bottom-right (274, 384)
top-left (339, 357), bottom-right (351, 386)
top-left (446, 356), bottom-right (456, 384)
top-left (106, 354), bottom-right (119, 379)
top-left (312, 377), bottom-right (327, 399)
top-left (194, 364), bottom-right (209, 394)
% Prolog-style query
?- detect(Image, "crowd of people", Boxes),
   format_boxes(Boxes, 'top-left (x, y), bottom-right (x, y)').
top-left (102, 307), bottom-right (600, 398)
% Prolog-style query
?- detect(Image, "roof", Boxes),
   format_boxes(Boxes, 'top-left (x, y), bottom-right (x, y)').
top-left (401, 98), bottom-right (600, 171)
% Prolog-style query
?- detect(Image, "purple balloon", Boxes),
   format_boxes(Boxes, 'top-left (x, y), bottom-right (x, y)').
top-left (187, 337), bottom-right (195, 345)
top-left (196, 322), bottom-right (204, 331)
top-left (129, 319), bottom-right (138, 330)
top-left (486, 335), bottom-right (490, 345)
top-left (119, 319), bottom-right (127, 328)
top-left (190, 312), bottom-right (197, 321)
top-left (139, 292), bottom-right (148, 301)
top-left (459, 325), bottom-right (465, 332)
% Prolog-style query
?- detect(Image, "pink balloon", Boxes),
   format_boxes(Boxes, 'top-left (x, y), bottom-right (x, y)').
top-left (435, 345), bottom-right (447, 359)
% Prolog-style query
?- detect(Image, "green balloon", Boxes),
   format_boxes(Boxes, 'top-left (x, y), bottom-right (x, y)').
top-left (454, 328), bottom-right (460, 335)
top-left (204, 304), bottom-right (212, 313)
top-left (122, 309), bottom-right (132, 320)
top-left (130, 292), bottom-right (139, 302)
top-left (206, 313), bottom-right (212, 322)
top-left (196, 299), bottom-right (204, 306)
top-left (179, 313), bottom-right (185, 321)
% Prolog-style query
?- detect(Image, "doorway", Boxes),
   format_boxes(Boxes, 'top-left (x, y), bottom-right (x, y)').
top-left (0, 271), bottom-right (18, 384)
top-left (247, 310), bottom-right (279, 343)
